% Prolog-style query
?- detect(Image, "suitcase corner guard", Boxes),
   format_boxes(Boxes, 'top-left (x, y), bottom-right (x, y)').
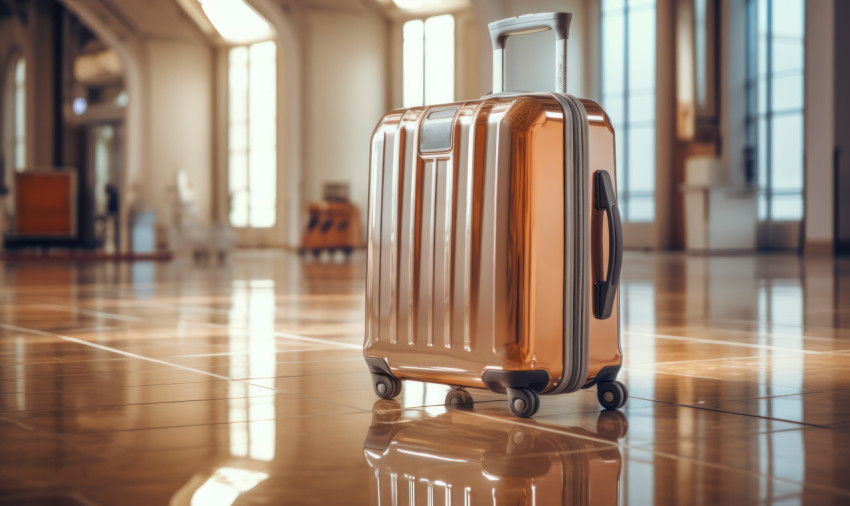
top-left (481, 369), bottom-right (550, 394)
top-left (364, 356), bottom-right (395, 378)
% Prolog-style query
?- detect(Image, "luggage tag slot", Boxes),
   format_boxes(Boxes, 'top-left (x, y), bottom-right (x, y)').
top-left (419, 107), bottom-right (459, 153)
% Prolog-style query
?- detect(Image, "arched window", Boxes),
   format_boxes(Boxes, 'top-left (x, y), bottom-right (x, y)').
top-left (13, 57), bottom-right (25, 171)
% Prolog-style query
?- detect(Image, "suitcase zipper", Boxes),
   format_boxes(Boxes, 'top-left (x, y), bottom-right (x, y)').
top-left (548, 93), bottom-right (590, 395)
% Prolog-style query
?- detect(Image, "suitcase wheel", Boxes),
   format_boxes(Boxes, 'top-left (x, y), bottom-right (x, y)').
top-left (597, 381), bottom-right (628, 410)
top-left (596, 410), bottom-right (628, 440)
top-left (507, 387), bottom-right (540, 418)
top-left (445, 388), bottom-right (474, 411)
top-left (373, 375), bottom-right (402, 400)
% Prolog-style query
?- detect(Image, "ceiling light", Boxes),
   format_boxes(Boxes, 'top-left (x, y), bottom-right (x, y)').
top-left (72, 97), bottom-right (88, 115)
top-left (392, 0), bottom-right (440, 10)
top-left (198, 0), bottom-right (272, 43)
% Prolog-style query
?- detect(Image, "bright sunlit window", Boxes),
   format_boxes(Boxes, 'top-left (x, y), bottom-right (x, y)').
top-left (601, 0), bottom-right (657, 223)
top-left (402, 14), bottom-right (454, 107)
top-left (229, 41), bottom-right (276, 228)
top-left (746, 0), bottom-right (805, 222)
top-left (13, 57), bottom-right (25, 171)
top-left (198, 0), bottom-right (271, 44)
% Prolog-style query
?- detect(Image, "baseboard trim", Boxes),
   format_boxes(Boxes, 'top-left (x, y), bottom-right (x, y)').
top-left (804, 240), bottom-right (834, 255)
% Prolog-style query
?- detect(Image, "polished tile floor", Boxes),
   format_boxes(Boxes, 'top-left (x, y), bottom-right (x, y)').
top-left (1, 251), bottom-right (849, 505)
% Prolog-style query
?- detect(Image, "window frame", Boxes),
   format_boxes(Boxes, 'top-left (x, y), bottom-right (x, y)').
top-left (745, 0), bottom-right (806, 223)
top-left (402, 13), bottom-right (455, 108)
top-left (13, 56), bottom-right (25, 172)
top-left (227, 40), bottom-right (277, 230)
top-left (599, 0), bottom-right (658, 224)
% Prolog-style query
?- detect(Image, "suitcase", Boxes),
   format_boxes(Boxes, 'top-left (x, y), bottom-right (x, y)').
top-left (363, 404), bottom-right (626, 505)
top-left (364, 12), bottom-right (626, 418)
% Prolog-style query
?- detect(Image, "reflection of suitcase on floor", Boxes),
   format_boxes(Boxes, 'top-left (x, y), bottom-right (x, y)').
top-left (364, 12), bottom-right (626, 417)
top-left (364, 404), bottom-right (626, 505)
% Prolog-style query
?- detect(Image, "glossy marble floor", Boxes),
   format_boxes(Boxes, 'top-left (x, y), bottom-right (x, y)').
top-left (1, 251), bottom-right (849, 505)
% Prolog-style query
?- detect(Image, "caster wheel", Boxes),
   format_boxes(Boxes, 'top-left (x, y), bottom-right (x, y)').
top-left (445, 388), bottom-right (474, 410)
top-left (373, 375), bottom-right (402, 400)
top-left (312, 248), bottom-right (322, 258)
top-left (342, 246), bottom-right (354, 258)
top-left (506, 387), bottom-right (540, 418)
top-left (597, 381), bottom-right (628, 410)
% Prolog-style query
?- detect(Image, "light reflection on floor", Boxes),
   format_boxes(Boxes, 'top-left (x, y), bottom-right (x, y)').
top-left (0, 251), bottom-right (848, 504)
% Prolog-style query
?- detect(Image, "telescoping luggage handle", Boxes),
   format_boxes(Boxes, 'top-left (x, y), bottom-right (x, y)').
top-left (594, 171), bottom-right (623, 320)
top-left (488, 12), bottom-right (572, 94)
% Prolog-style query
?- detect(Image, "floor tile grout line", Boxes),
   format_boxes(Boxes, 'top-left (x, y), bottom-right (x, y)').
top-left (0, 323), bottom-right (366, 414)
top-left (0, 355), bottom-right (363, 371)
top-left (34, 297), bottom-right (842, 356)
top-left (460, 409), bottom-right (850, 497)
top-left (0, 323), bottom-right (273, 386)
top-left (103, 298), bottom-right (357, 323)
top-left (32, 301), bottom-right (362, 351)
top-left (0, 378), bottom-right (234, 395)
top-left (625, 445), bottom-right (850, 497)
top-left (626, 331), bottom-right (831, 354)
top-left (634, 397), bottom-right (832, 429)
top-left (105, 293), bottom-right (363, 317)
top-left (2, 392), bottom-right (281, 415)
top-left (36, 303), bottom-right (146, 323)
top-left (635, 316), bottom-right (845, 341)
top-left (642, 353), bottom-right (789, 367)
top-left (628, 367), bottom-right (824, 394)
top-left (205, 322), bottom-right (362, 350)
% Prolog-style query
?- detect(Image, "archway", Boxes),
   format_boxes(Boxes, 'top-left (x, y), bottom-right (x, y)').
top-left (59, 0), bottom-right (147, 252)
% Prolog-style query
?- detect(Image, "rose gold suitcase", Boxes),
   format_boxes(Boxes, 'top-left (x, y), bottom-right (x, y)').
top-left (364, 12), bottom-right (626, 417)
top-left (364, 405), bottom-right (626, 505)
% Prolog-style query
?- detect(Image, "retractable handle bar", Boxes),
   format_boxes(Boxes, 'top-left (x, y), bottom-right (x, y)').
top-left (488, 12), bottom-right (572, 94)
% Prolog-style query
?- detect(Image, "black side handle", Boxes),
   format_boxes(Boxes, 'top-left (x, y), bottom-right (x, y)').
top-left (593, 170), bottom-right (623, 320)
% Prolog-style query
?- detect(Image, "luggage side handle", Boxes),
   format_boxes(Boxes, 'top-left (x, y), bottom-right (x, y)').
top-left (593, 170), bottom-right (623, 320)
top-left (488, 12), bottom-right (572, 94)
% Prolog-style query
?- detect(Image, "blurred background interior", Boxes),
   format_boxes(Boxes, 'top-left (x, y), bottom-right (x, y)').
top-left (0, 0), bottom-right (846, 259)
top-left (2, 0), bottom-right (850, 504)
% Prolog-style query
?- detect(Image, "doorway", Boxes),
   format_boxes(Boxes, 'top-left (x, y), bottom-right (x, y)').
top-left (81, 122), bottom-right (123, 251)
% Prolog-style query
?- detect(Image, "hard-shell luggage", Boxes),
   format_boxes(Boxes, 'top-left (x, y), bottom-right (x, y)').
top-left (364, 12), bottom-right (626, 417)
top-left (364, 405), bottom-right (626, 505)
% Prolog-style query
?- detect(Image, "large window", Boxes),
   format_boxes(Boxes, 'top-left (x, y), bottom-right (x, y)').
top-left (601, 0), bottom-right (657, 223)
top-left (13, 57), bottom-right (25, 171)
top-left (228, 41), bottom-right (277, 228)
top-left (746, 0), bottom-right (805, 222)
top-left (402, 14), bottom-right (454, 108)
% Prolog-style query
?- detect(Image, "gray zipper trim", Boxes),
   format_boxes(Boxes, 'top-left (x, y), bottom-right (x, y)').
top-left (548, 93), bottom-right (589, 395)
